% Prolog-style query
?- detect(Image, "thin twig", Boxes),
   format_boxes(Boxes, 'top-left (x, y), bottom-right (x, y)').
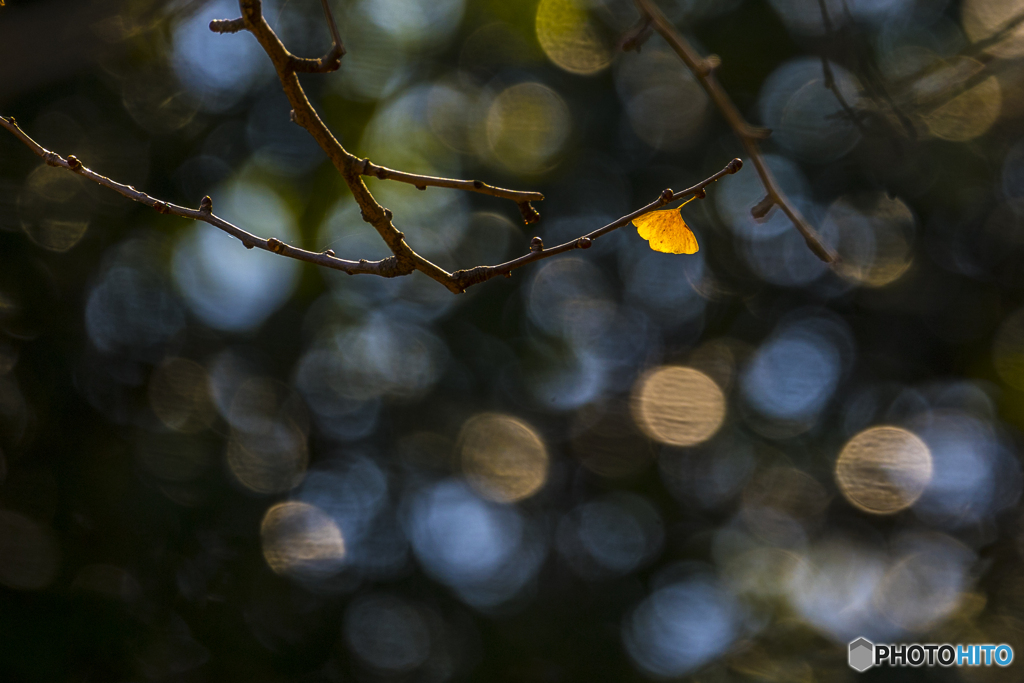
top-left (843, 9), bottom-right (1023, 146)
top-left (911, 57), bottom-right (1010, 117)
top-left (0, 118), bottom-right (738, 292)
top-left (359, 158), bottom-right (544, 203)
top-left (818, 56), bottom-right (868, 134)
top-left (3, 0), bottom-right (738, 295)
top-left (815, 0), bottom-right (868, 135)
top-left (0, 115), bottom-right (405, 277)
top-left (285, 0), bottom-right (346, 72)
top-left (234, 0), bottom-right (521, 292)
top-left (885, 9), bottom-right (1024, 110)
top-left (879, 5), bottom-right (1024, 93)
top-left (450, 159), bottom-right (743, 290)
top-left (632, 0), bottom-right (837, 264)
top-left (815, 0), bottom-right (914, 140)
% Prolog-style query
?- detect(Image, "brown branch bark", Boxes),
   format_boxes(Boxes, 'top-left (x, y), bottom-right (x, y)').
top-left (631, 0), bottom-right (838, 264)
top-left (0, 115), bottom-right (405, 277)
top-left (1, 111), bottom-right (739, 292)
top-left (231, 0), bottom-right (552, 292)
top-left (209, 17), bottom-right (246, 34)
top-left (450, 159), bottom-right (743, 290)
top-left (2, 0), bottom-right (741, 295)
top-left (231, 0), bottom-right (457, 285)
top-left (358, 158), bottom-right (544, 206)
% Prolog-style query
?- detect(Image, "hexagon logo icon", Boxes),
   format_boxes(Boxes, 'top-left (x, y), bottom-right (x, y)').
top-left (848, 637), bottom-right (874, 672)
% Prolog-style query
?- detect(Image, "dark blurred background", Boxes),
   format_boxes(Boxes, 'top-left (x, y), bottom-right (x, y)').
top-left (3, 0), bottom-right (1024, 680)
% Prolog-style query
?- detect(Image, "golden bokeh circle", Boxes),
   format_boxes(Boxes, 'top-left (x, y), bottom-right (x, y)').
top-left (829, 193), bottom-right (915, 288)
top-left (260, 502), bottom-right (345, 579)
top-left (460, 413), bottom-right (549, 503)
top-left (19, 165), bottom-right (88, 253)
top-left (148, 357), bottom-right (215, 433)
top-left (631, 366), bottom-right (726, 447)
top-left (963, 0), bottom-right (1024, 59)
top-left (227, 422), bottom-right (308, 494)
top-left (536, 0), bottom-right (611, 76)
top-left (835, 426), bottom-right (932, 514)
top-left (920, 58), bottom-right (1002, 142)
top-left (486, 83), bottom-right (570, 174)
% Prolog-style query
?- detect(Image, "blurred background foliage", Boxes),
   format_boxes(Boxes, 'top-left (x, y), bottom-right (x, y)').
top-left (2, 0), bottom-right (1024, 680)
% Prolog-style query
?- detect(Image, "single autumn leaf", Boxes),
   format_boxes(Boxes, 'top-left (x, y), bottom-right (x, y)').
top-left (633, 203), bottom-right (698, 254)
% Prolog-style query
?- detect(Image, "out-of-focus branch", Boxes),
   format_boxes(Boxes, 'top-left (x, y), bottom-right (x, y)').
top-left (818, 55), bottom-right (868, 134)
top-left (815, 0), bottom-right (868, 135)
top-left (618, 15), bottom-right (654, 53)
top-left (451, 159), bottom-right (743, 290)
top-left (630, 0), bottom-right (838, 264)
top-left (814, 0), bottom-right (916, 140)
top-left (962, 8), bottom-right (1024, 60)
top-left (886, 9), bottom-right (1024, 95)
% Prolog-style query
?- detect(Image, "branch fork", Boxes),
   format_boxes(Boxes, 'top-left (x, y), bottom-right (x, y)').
top-left (3, 0), bottom-right (747, 294)
top-left (630, 0), bottom-right (838, 264)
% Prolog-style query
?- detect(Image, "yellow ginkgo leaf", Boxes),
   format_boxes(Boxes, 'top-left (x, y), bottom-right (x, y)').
top-left (633, 206), bottom-right (698, 254)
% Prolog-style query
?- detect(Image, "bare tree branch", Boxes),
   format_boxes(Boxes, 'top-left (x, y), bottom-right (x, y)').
top-left (0, 115), bottom-right (406, 277)
top-left (814, 0), bottom-right (868, 135)
top-left (277, 0), bottom-right (346, 72)
top-left (359, 158), bottom-right (544, 204)
top-left (631, 0), bottom-right (838, 264)
top-left (815, 0), bottom-right (916, 141)
top-left (1, 112), bottom-right (738, 292)
top-left (878, 6), bottom-right (1024, 96)
top-left (2, 0), bottom-right (740, 295)
top-left (232, 0), bottom-right (522, 292)
top-left (450, 159), bottom-right (743, 290)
